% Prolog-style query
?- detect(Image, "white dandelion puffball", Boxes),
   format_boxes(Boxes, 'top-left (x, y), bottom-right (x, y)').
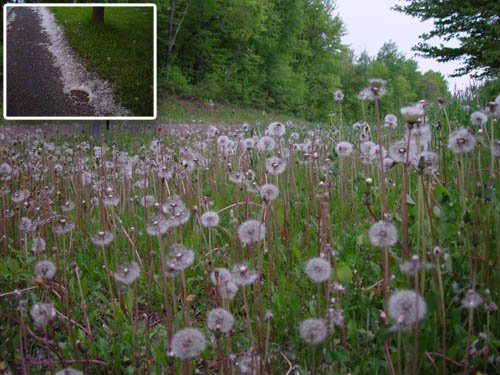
top-left (369, 221), bottom-right (398, 248)
top-left (267, 122), bottom-right (286, 137)
top-left (259, 183), bottom-right (279, 201)
top-left (305, 257), bottom-right (331, 283)
top-left (257, 136), bottom-right (276, 151)
top-left (335, 141), bottom-right (353, 157)
top-left (170, 328), bottom-right (206, 359)
top-left (388, 290), bottom-right (426, 330)
top-left (461, 289), bottom-right (483, 309)
top-left (265, 156), bottom-right (287, 176)
top-left (167, 243), bottom-right (195, 271)
top-left (113, 261), bottom-right (141, 285)
top-left (238, 220), bottom-right (265, 245)
top-left (30, 302), bottom-right (56, 327)
top-left (231, 263), bottom-right (258, 286)
top-left (299, 318), bottom-right (327, 344)
top-left (206, 308), bottom-right (234, 333)
top-left (31, 237), bottom-right (46, 252)
top-left (200, 211), bottom-right (220, 227)
top-left (35, 260), bottom-right (56, 280)
top-left (90, 231), bottom-right (114, 246)
top-left (470, 111), bottom-right (488, 126)
top-left (448, 128), bottom-right (476, 154)
top-left (389, 140), bottom-right (417, 163)
top-left (333, 90), bottom-right (344, 101)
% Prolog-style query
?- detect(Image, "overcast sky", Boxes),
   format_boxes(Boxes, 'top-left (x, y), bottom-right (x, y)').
top-left (334, 0), bottom-right (470, 92)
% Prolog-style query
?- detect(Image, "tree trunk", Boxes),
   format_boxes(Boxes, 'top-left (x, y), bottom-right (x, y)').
top-left (92, 7), bottom-right (104, 23)
top-left (165, 0), bottom-right (175, 67)
top-left (90, 120), bottom-right (101, 140)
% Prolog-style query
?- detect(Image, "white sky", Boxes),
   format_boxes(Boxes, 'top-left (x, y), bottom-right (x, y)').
top-left (334, 0), bottom-right (471, 92)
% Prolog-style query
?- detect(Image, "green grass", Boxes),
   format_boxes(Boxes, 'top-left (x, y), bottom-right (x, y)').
top-left (50, 6), bottom-right (154, 117)
top-left (1, 93), bottom-right (499, 374)
top-left (158, 96), bottom-right (311, 126)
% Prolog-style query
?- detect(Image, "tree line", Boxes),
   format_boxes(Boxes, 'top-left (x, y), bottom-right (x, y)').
top-left (154, 0), bottom-right (452, 121)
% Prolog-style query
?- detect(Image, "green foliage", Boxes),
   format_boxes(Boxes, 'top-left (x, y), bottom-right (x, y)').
top-left (155, 1), bottom-right (454, 122)
top-left (394, 0), bottom-right (500, 77)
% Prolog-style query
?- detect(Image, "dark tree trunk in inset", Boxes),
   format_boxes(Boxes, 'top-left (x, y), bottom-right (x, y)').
top-left (92, 7), bottom-right (104, 23)
top-left (90, 120), bottom-right (101, 140)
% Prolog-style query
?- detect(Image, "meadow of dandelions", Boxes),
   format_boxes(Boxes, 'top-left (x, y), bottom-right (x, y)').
top-left (1, 86), bottom-right (500, 375)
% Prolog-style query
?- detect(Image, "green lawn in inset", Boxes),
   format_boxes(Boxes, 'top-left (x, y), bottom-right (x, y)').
top-left (50, 6), bottom-right (154, 117)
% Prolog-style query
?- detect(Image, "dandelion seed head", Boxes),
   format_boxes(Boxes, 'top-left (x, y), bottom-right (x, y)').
top-left (265, 156), bottom-right (287, 176)
top-left (305, 257), bottom-right (331, 283)
top-left (369, 145), bottom-right (387, 161)
top-left (90, 231), bottom-right (114, 246)
top-left (238, 220), bottom-right (265, 245)
top-left (259, 183), bottom-right (279, 201)
top-left (61, 200), bottom-right (75, 212)
top-left (335, 141), bottom-right (353, 157)
top-left (200, 211), bottom-right (220, 227)
top-left (399, 255), bottom-right (421, 276)
top-left (146, 215), bottom-right (169, 236)
top-left (18, 217), bottom-right (32, 233)
top-left (210, 268), bottom-right (232, 285)
top-left (207, 308), bottom-right (234, 333)
top-left (267, 122), bottom-right (286, 137)
top-left (333, 90), bottom-right (344, 101)
top-left (170, 328), bottom-right (206, 359)
top-left (368, 221), bottom-right (398, 248)
top-left (448, 128), bottom-right (476, 154)
top-left (0, 162), bottom-right (12, 176)
top-left (30, 302), bottom-right (56, 328)
top-left (53, 219), bottom-right (75, 235)
top-left (462, 290), bottom-right (483, 309)
top-left (470, 111), bottom-right (488, 126)
top-left (140, 195), bottom-right (156, 208)
top-left (113, 261), bottom-right (140, 284)
top-left (35, 260), bottom-right (56, 280)
top-left (243, 138), bottom-right (256, 150)
top-left (360, 141), bottom-right (375, 156)
top-left (384, 114), bottom-right (398, 128)
top-left (167, 244), bottom-right (194, 271)
top-left (413, 151), bottom-right (439, 174)
top-left (388, 290), bottom-right (426, 331)
top-left (236, 351), bottom-right (260, 375)
top-left (231, 263), bottom-right (258, 285)
top-left (389, 140), bottom-right (417, 163)
top-left (31, 237), bottom-right (46, 252)
top-left (405, 122), bottom-right (432, 149)
top-left (257, 136), bottom-right (275, 151)
top-left (299, 318), bottom-right (327, 344)
top-left (217, 135), bottom-right (230, 148)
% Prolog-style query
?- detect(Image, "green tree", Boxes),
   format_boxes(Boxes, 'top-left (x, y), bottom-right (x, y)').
top-left (419, 71), bottom-right (449, 102)
top-left (394, 0), bottom-right (500, 77)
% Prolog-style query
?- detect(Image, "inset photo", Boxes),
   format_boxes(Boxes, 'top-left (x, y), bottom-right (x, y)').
top-left (4, 3), bottom-right (156, 120)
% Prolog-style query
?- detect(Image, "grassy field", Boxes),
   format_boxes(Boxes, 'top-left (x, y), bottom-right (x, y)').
top-left (0, 85), bottom-right (499, 374)
top-left (0, 96), bottom-right (308, 128)
top-left (50, 6), bottom-right (154, 117)
top-left (158, 96), bottom-right (310, 126)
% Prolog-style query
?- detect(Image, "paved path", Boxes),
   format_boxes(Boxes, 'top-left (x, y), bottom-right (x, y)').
top-left (6, 7), bottom-right (96, 117)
